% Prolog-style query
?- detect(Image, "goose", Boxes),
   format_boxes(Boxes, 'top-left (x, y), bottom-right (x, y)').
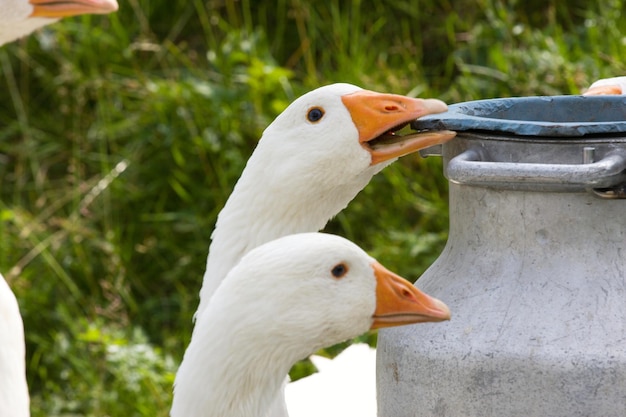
top-left (0, 275), bottom-right (29, 417)
top-left (0, 0), bottom-right (118, 45)
top-left (583, 76), bottom-right (626, 95)
top-left (171, 232), bottom-right (451, 417)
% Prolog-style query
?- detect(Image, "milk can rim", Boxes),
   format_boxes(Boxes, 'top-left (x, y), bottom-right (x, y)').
top-left (413, 95), bottom-right (626, 137)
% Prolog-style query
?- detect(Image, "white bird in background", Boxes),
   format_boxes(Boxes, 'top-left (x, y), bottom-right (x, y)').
top-left (177, 83), bottom-right (454, 416)
top-left (0, 0), bottom-right (118, 45)
top-left (171, 232), bottom-right (451, 417)
top-left (0, 277), bottom-right (29, 417)
top-left (285, 344), bottom-right (378, 417)
top-left (0, 1), bottom-right (118, 416)
top-left (583, 76), bottom-right (626, 96)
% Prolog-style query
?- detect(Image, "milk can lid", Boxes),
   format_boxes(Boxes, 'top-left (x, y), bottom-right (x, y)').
top-left (413, 95), bottom-right (626, 137)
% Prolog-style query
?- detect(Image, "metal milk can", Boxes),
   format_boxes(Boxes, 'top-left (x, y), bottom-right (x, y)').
top-left (378, 96), bottom-right (626, 417)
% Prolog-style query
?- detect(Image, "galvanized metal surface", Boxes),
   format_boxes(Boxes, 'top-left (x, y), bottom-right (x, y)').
top-left (443, 132), bottom-right (626, 193)
top-left (448, 148), bottom-right (626, 188)
top-left (379, 96), bottom-right (626, 416)
top-left (378, 185), bottom-right (626, 417)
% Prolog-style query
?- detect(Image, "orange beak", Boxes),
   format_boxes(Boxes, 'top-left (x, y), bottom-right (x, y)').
top-left (30, 0), bottom-right (118, 18)
top-left (370, 261), bottom-right (450, 330)
top-left (583, 85), bottom-right (623, 96)
top-left (341, 90), bottom-right (456, 165)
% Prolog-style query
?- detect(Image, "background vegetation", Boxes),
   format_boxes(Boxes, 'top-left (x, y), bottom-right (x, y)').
top-left (1, 0), bottom-right (624, 415)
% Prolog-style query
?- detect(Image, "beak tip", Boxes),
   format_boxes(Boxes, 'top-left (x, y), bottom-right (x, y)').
top-left (428, 297), bottom-right (451, 322)
top-left (106, 0), bottom-right (119, 11)
top-left (437, 300), bottom-right (452, 321)
top-left (421, 98), bottom-right (448, 115)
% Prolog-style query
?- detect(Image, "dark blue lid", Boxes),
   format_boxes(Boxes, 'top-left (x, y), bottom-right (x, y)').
top-left (412, 95), bottom-right (626, 137)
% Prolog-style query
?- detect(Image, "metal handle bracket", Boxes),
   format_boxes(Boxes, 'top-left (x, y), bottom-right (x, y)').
top-left (446, 148), bottom-right (626, 194)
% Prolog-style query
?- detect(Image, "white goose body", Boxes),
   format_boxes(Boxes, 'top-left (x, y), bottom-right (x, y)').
top-left (172, 233), bottom-right (450, 417)
top-left (0, 275), bottom-right (29, 417)
top-left (0, 0), bottom-right (118, 45)
top-left (285, 344), bottom-right (377, 417)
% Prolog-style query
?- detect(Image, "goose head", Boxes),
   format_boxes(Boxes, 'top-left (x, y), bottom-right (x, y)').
top-left (262, 83), bottom-right (455, 168)
top-left (583, 76), bottom-right (626, 95)
top-left (173, 232), bottom-right (450, 417)
top-left (201, 84), bottom-right (455, 316)
top-left (256, 83), bottom-right (455, 188)
top-left (0, 0), bottom-right (118, 45)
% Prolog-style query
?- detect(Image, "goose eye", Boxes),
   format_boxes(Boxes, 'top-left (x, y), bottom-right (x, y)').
top-left (307, 107), bottom-right (324, 123)
top-left (331, 263), bottom-right (348, 279)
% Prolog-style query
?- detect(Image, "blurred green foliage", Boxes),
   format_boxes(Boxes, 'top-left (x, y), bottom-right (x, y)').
top-left (1, 0), bottom-right (624, 415)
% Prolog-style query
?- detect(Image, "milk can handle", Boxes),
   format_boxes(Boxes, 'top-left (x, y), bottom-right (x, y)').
top-left (447, 148), bottom-right (626, 189)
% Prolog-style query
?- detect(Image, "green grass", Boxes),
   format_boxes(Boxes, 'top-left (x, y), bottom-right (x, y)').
top-left (1, 1), bottom-right (625, 415)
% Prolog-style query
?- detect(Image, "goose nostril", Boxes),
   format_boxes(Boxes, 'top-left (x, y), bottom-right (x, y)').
top-left (401, 288), bottom-right (417, 302)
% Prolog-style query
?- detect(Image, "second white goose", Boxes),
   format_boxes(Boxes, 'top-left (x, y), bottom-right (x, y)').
top-left (172, 232), bottom-right (450, 417)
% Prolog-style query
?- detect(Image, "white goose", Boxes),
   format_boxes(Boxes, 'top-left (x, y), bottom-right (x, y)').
top-left (0, 0), bottom-right (118, 45)
top-left (583, 76), bottom-right (626, 95)
top-left (0, 276), bottom-right (29, 417)
top-left (1, 1), bottom-right (117, 416)
top-left (172, 232), bottom-right (450, 417)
